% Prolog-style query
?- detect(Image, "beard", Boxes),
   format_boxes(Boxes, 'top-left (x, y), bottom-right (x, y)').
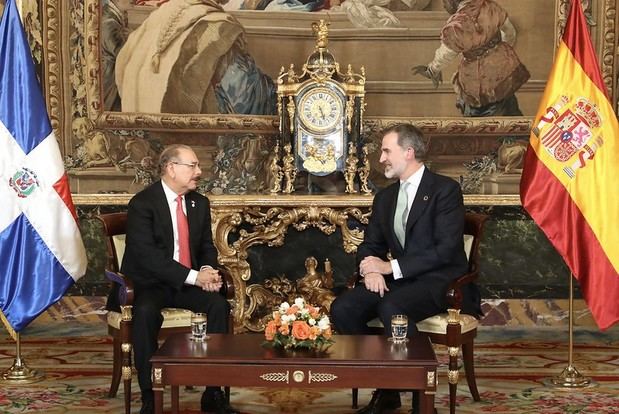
top-left (383, 164), bottom-right (399, 180)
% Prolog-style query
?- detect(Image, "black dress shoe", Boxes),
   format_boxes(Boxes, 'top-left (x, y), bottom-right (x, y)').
top-left (201, 388), bottom-right (239, 414)
top-left (357, 389), bottom-right (401, 414)
top-left (140, 390), bottom-right (154, 414)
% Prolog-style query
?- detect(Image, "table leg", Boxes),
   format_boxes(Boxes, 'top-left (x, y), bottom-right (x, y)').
top-left (154, 388), bottom-right (163, 414)
top-left (171, 386), bottom-right (179, 414)
top-left (418, 391), bottom-right (436, 414)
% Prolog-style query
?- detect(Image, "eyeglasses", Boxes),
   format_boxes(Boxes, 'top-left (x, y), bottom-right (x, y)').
top-left (171, 161), bottom-right (200, 169)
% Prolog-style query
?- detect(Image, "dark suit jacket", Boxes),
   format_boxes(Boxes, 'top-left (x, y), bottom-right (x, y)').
top-left (121, 180), bottom-right (219, 292)
top-left (358, 168), bottom-right (480, 314)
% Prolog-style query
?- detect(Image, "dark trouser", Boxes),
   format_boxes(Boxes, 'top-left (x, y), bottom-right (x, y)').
top-left (330, 278), bottom-right (444, 337)
top-left (331, 278), bottom-right (444, 413)
top-left (132, 284), bottom-right (229, 392)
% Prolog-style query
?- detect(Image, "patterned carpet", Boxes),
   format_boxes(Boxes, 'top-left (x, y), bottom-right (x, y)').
top-left (1, 297), bottom-right (619, 414)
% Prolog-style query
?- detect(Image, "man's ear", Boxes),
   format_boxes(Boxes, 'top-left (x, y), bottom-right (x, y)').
top-left (407, 147), bottom-right (415, 160)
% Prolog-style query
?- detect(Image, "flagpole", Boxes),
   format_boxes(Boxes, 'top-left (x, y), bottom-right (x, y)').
top-left (544, 273), bottom-right (595, 389)
top-left (0, 333), bottom-right (45, 384)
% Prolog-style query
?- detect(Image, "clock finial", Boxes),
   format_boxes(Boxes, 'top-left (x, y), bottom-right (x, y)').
top-left (312, 20), bottom-right (330, 50)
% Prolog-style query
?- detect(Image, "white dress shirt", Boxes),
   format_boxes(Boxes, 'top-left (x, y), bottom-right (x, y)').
top-left (161, 181), bottom-right (198, 285)
top-left (390, 165), bottom-right (425, 280)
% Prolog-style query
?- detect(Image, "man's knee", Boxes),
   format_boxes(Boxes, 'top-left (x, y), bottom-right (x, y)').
top-left (330, 295), bottom-right (351, 324)
top-left (133, 301), bottom-right (164, 324)
top-left (209, 294), bottom-right (230, 316)
top-left (377, 298), bottom-right (405, 322)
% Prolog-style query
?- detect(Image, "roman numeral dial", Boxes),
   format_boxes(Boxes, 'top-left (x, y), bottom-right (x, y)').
top-left (298, 88), bottom-right (343, 132)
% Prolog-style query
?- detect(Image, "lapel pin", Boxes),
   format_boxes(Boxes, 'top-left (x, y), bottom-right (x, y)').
top-left (423, 195), bottom-right (429, 201)
top-left (191, 200), bottom-right (196, 208)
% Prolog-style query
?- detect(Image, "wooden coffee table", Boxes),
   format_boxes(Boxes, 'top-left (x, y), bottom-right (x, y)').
top-left (151, 333), bottom-right (438, 414)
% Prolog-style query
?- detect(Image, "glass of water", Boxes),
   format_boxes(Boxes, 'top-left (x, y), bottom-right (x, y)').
top-left (190, 312), bottom-right (208, 341)
top-left (389, 314), bottom-right (408, 343)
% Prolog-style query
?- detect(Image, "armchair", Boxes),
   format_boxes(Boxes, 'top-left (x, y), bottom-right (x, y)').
top-left (96, 212), bottom-right (235, 414)
top-left (350, 212), bottom-right (488, 414)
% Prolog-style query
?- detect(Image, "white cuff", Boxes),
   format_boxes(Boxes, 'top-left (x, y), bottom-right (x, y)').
top-left (390, 259), bottom-right (403, 280)
top-left (185, 269), bottom-right (198, 285)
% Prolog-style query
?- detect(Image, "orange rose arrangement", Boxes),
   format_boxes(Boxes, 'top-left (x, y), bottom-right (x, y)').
top-left (264, 297), bottom-right (334, 351)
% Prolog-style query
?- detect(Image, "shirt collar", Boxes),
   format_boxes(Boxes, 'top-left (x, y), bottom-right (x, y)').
top-left (161, 179), bottom-right (181, 205)
top-left (401, 164), bottom-right (425, 189)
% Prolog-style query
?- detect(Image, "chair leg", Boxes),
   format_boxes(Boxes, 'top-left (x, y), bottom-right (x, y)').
top-left (109, 334), bottom-right (122, 398)
top-left (448, 382), bottom-right (457, 414)
top-left (462, 340), bottom-right (480, 401)
top-left (447, 345), bottom-right (459, 414)
top-left (225, 386), bottom-right (230, 403)
top-left (123, 376), bottom-right (131, 414)
top-left (119, 314), bottom-right (133, 414)
top-left (352, 388), bottom-right (358, 409)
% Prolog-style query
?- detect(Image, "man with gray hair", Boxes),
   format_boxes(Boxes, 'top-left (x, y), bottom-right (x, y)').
top-left (331, 124), bottom-right (481, 413)
top-left (121, 144), bottom-right (238, 414)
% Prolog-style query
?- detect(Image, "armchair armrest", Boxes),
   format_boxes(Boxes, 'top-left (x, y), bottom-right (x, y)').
top-left (105, 270), bottom-right (135, 307)
top-left (445, 265), bottom-right (479, 310)
top-left (218, 267), bottom-right (235, 300)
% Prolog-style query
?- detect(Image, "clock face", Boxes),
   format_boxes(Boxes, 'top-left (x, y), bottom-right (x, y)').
top-left (298, 88), bottom-right (343, 132)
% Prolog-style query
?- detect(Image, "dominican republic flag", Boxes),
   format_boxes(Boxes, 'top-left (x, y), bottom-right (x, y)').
top-left (0, 0), bottom-right (87, 337)
top-left (520, 0), bottom-right (619, 330)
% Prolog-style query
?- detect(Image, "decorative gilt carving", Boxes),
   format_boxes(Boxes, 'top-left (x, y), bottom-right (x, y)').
top-left (448, 346), bottom-right (459, 357)
top-left (71, 194), bottom-right (523, 207)
top-left (121, 343), bottom-right (132, 353)
top-left (287, 97), bottom-right (296, 135)
top-left (308, 371), bottom-right (338, 383)
top-left (358, 144), bottom-right (372, 195)
top-left (260, 372), bottom-right (289, 383)
top-left (296, 257), bottom-right (336, 311)
top-left (85, 0), bottom-right (102, 120)
top-left (426, 371), bottom-right (436, 388)
top-left (293, 370), bottom-right (305, 383)
top-left (364, 117), bottom-right (535, 136)
top-left (344, 141), bottom-right (359, 194)
top-left (448, 369), bottom-right (459, 385)
top-left (153, 368), bottom-right (162, 385)
top-left (599, 0), bottom-right (617, 98)
top-left (245, 256), bottom-right (336, 331)
top-left (120, 305), bottom-right (132, 321)
top-left (269, 141), bottom-right (283, 194)
top-left (346, 95), bottom-right (354, 133)
top-left (447, 308), bottom-right (460, 324)
top-left (208, 196), bottom-right (371, 331)
top-left (122, 366), bottom-right (132, 380)
top-left (38, 1), bottom-right (61, 135)
top-left (282, 143), bottom-right (297, 194)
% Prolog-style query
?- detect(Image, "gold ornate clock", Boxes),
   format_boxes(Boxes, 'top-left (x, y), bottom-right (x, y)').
top-left (275, 20), bottom-right (366, 193)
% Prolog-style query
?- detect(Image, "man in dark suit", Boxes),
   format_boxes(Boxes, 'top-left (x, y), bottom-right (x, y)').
top-left (331, 123), bottom-right (481, 414)
top-left (121, 144), bottom-right (238, 414)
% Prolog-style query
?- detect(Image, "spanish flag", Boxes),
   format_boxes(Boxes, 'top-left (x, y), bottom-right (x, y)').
top-left (520, 0), bottom-right (619, 330)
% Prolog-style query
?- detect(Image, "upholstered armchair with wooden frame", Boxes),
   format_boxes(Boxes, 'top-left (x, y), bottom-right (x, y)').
top-left (350, 212), bottom-right (488, 414)
top-left (96, 212), bottom-right (235, 414)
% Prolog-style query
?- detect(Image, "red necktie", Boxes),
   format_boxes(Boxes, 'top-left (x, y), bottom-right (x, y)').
top-left (176, 195), bottom-right (191, 268)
